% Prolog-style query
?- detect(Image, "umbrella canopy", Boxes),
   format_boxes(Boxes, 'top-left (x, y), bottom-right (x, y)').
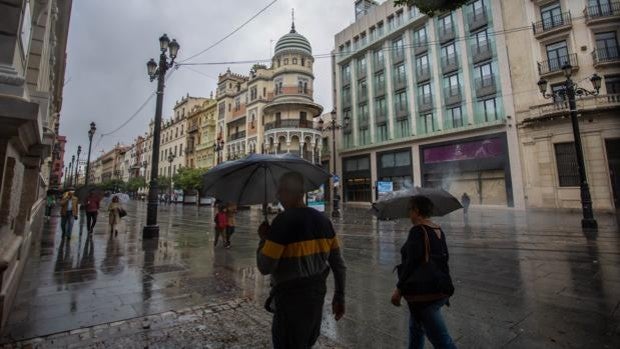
top-left (75, 185), bottom-right (104, 203)
top-left (371, 187), bottom-right (462, 220)
top-left (202, 153), bottom-right (329, 207)
top-left (102, 193), bottom-right (131, 206)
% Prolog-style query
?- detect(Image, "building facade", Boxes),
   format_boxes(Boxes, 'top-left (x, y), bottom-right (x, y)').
top-left (333, 0), bottom-right (524, 206)
top-left (503, 0), bottom-right (620, 211)
top-left (50, 135), bottom-right (66, 189)
top-left (0, 0), bottom-right (72, 330)
top-left (186, 96), bottom-right (215, 169)
top-left (194, 98), bottom-right (218, 169)
top-left (215, 22), bottom-right (324, 164)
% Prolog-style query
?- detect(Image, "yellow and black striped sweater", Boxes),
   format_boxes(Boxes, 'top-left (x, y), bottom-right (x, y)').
top-left (257, 207), bottom-right (346, 303)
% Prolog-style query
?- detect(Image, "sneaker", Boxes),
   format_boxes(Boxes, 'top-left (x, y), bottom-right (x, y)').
top-left (225, 242), bottom-right (231, 249)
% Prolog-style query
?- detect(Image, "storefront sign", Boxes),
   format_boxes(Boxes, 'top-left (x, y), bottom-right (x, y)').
top-left (377, 181), bottom-right (393, 199)
top-left (423, 138), bottom-right (504, 164)
top-left (308, 185), bottom-right (325, 212)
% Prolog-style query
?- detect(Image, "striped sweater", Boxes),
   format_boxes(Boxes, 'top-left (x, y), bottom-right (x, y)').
top-left (257, 207), bottom-right (346, 303)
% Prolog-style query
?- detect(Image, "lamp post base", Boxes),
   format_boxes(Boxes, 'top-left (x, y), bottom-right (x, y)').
top-left (331, 210), bottom-right (340, 218)
top-left (581, 218), bottom-right (598, 231)
top-left (142, 225), bottom-right (160, 239)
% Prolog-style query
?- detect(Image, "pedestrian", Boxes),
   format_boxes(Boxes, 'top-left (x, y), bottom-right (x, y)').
top-left (461, 192), bottom-right (470, 215)
top-left (85, 190), bottom-right (101, 233)
top-left (224, 203), bottom-right (237, 249)
top-left (108, 196), bottom-right (123, 237)
top-left (213, 205), bottom-right (228, 247)
top-left (391, 195), bottom-right (456, 349)
top-left (45, 192), bottom-right (56, 221)
top-left (59, 191), bottom-right (79, 240)
top-left (257, 172), bottom-right (347, 348)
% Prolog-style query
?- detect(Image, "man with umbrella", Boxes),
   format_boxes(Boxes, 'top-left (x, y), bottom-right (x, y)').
top-left (257, 172), bottom-right (347, 348)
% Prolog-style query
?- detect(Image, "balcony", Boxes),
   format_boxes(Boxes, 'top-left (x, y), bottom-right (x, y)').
top-left (264, 119), bottom-right (314, 130)
top-left (188, 123), bottom-right (199, 133)
top-left (526, 94), bottom-right (620, 122)
top-left (471, 43), bottom-right (493, 64)
top-left (393, 77), bottom-right (407, 91)
top-left (438, 26), bottom-right (455, 44)
top-left (416, 67), bottom-right (431, 83)
top-left (395, 108), bottom-right (409, 121)
top-left (228, 131), bottom-right (246, 141)
top-left (592, 46), bottom-right (620, 67)
top-left (441, 53), bottom-right (459, 74)
top-left (475, 75), bottom-right (497, 97)
top-left (359, 118), bottom-right (370, 129)
top-left (537, 53), bottom-right (578, 77)
top-left (418, 97), bottom-right (434, 113)
top-left (392, 49), bottom-right (405, 63)
top-left (375, 112), bottom-right (388, 124)
top-left (414, 41), bottom-right (428, 56)
top-left (358, 68), bottom-right (367, 79)
top-left (343, 97), bottom-right (352, 109)
top-left (585, 1), bottom-right (620, 25)
top-left (374, 85), bottom-right (386, 97)
top-left (373, 61), bottom-right (385, 72)
top-left (532, 12), bottom-right (572, 39)
top-left (468, 8), bottom-right (488, 32)
top-left (444, 87), bottom-right (462, 106)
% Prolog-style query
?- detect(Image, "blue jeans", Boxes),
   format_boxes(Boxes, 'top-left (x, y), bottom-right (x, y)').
top-left (61, 211), bottom-right (75, 238)
top-left (407, 298), bottom-right (457, 349)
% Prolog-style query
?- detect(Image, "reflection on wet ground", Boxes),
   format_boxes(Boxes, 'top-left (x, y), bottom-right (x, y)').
top-left (1, 203), bottom-right (619, 348)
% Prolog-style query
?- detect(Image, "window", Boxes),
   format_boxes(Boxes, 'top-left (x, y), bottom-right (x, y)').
top-left (375, 97), bottom-right (387, 119)
top-left (298, 78), bottom-right (308, 94)
top-left (292, 57), bottom-right (298, 64)
top-left (447, 106), bottom-right (463, 128)
top-left (342, 64), bottom-right (351, 84)
top-left (250, 113), bottom-right (256, 128)
top-left (588, 0), bottom-right (614, 16)
top-left (235, 97), bottom-right (241, 111)
top-left (395, 10), bottom-right (403, 27)
top-left (263, 87), bottom-right (266, 97)
top-left (482, 97), bottom-right (498, 121)
top-left (473, 29), bottom-right (489, 51)
top-left (358, 79), bottom-right (368, 100)
top-left (595, 32), bottom-right (619, 61)
top-left (228, 103), bottom-right (231, 112)
top-left (377, 21), bottom-right (384, 36)
top-left (284, 58), bottom-right (289, 65)
top-left (179, 144), bottom-right (183, 155)
top-left (554, 142), bottom-right (580, 187)
top-left (250, 86), bottom-right (257, 100)
top-left (419, 83), bottom-right (433, 105)
top-left (421, 113), bottom-right (434, 133)
top-left (359, 104), bottom-right (370, 145)
top-left (445, 73), bottom-right (460, 96)
top-left (359, 103), bottom-right (369, 124)
top-left (174, 145), bottom-right (178, 156)
top-left (396, 118), bottom-right (410, 138)
top-left (394, 90), bottom-right (408, 115)
top-left (471, 0), bottom-right (485, 18)
top-left (551, 83), bottom-right (566, 103)
top-left (373, 49), bottom-right (384, 70)
top-left (415, 54), bottom-right (430, 76)
top-left (353, 36), bottom-right (359, 51)
top-left (342, 85), bottom-right (351, 104)
top-left (377, 124), bottom-right (388, 142)
top-left (413, 26), bottom-right (428, 46)
top-left (277, 59), bottom-right (281, 67)
top-left (474, 62), bottom-right (494, 89)
top-left (374, 72), bottom-right (385, 96)
top-left (408, 6), bottom-right (419, 19)
top-left (605, 74), bottom-right (620, 93)
top-left (360, 32), bottom-right (367, 46)
top-left (540, 1), bottom-right (563, 30)
top-left (545, 40), bottom-right (568, 72)
top-left (387, 15), bottom-right (395, 31)
top-left (275, 78), bottom-right (283, 95)
top-left (394, 63), bottom-right (407, 86)
top-left (438, 13), bottom-right (453, 33)
top-left (381, 151), bottom-right (411, 168)
top-left (392, 37), bottom-right (404, 61)
top-left (175, 128), bottom-right (178, 138)
top-left (218, 103), bottom-right (225, 119)
top-left (301, 58), bottom-right (305, 66)
top-left (357, 57), bottom-right (367, 76)
top-left (441, 43), bottom-right (457, 66)
top-left (369, 27), bottom-right (376, 41)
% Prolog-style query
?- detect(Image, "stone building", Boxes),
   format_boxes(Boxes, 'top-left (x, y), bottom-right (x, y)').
top-left (0, 0), bottom-right (72, 330)
top-left (502, 0), bottom-right (620, 211)
top-left (192, 98), bottom-right (218, 169)
top-left (215, 21), bottom-right (324, 164)
top-left (186, 96), bottom-right (216, 169)
top-left (333, 0), bottom-right (524, 206)
top-left (50, 135), bottom-right (66, 189)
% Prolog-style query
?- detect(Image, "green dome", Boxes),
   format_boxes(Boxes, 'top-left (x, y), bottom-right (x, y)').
top-left (274, 25), bottom-right (312, 56)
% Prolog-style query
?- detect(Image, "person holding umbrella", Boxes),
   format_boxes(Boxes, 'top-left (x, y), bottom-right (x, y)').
top-left (391, 195), bottom-right (457, 349)
top-left (59, 191), bottom-right (79, 240)
top-left (107, 196), bottom-right (123, 237)
top-left (257, 172), bottom-right (347, 348)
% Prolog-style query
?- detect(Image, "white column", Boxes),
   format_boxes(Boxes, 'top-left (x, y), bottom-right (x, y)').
top-left (383, 40), bottom-right (396, 140)
top-left (403, 28), bottom-right (417, 136)
top-left (456, 9), bottom-right (475, 126)
top-left (427, 18), bottom-right (444, 130)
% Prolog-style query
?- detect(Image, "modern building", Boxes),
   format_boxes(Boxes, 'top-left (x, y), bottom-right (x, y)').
top-left (503, 0), bottom-right (620, 210)
top-left (0, 0), bottom-right (72, 330)
top-left (333, 0), bottom-right (524, 207)
top-left (215, 21), bottom-right (324, 164)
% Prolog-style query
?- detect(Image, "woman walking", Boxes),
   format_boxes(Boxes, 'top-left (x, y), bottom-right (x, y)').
top-left (85, 190), bottom-right (101, 233)
top-left (391, 195), bottom-right (457, 349)
top-left (108, 196), bottom-right (122, 237)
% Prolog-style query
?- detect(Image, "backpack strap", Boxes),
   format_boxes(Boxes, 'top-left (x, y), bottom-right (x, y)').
top-left (419, 225), bottom-right (431, 264)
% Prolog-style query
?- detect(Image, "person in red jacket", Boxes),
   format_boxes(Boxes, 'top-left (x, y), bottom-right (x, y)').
top-left (85, 190), bottom-right (101, 233)
top-left (213, 205), bottom-right (228, 247)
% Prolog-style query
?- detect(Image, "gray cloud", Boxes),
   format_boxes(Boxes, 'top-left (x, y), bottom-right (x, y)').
top-left (60, 0), bottom-right (357, 159)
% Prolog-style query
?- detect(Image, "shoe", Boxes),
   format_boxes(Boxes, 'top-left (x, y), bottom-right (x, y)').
top-left (225, 243), bottom-right (231, 249)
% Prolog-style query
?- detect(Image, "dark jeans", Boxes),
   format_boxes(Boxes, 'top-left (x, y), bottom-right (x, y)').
top-left (86, 211), bottom-right (98, 231)
top-left (407, 298), bottom-right (457, 349)
top-left (272, 280), bottom-right (326, 349)
top-left (60, 211), bottom-right (75, 238)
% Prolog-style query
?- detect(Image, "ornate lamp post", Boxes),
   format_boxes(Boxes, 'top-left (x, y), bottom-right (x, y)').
top-left (63, 165), bottom-right (68, 188)
top-left (74, 145), bottom-right (82, 186)
top-left (537, 64), bottom-right (602, 231)
top-left (68, 155), bottom-right (75, 188)
top-left (85, 122), bottom-right (96, 187)
top-left (317, 108), bottom-right (350, 218)
top-left (143, 33), bottom-right (180, 238)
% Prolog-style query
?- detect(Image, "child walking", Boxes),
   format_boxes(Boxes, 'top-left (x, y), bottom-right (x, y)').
top-left (213, 205), bottom-right (228, 247)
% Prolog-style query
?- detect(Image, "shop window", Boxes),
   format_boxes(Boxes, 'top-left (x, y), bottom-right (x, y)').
top-left (605, 74), bottom-right (620, 93)
top-left (377, 124), bottom-right (388, 142)
top-left (554, 142), bottom-right (580, 187)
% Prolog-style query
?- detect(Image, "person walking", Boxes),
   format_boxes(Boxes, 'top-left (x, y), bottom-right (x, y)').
top-left (45, 192), bottom-right (56, 221)
top-left (461, 193), bottom-right (470, 215)
top-left (391, 195), bottom-right (456, 349)
top-left (59, 191), bottom-right (79, 240)
top-left (85, 190), bottom-right (101, 233)
top-left (108, 196), bottom-right (122, 237)
top-left (224, 203), bottom-right (237, 249)
top-left (213, 205), bottom-right (228, 247)
top-left (257, 172), bottom-right (347, 349)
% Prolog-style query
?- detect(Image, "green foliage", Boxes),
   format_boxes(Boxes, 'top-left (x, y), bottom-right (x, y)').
top-left (100, 179), bottom-right (126, 192)
top-left (126, 176), bottom-right (146, 192)
top-left (394, 0), bottom-right (469, 17)
top-left (158, 176), bottom-right (172, 191)
top-left (172, 167), bottom-right (207, 192)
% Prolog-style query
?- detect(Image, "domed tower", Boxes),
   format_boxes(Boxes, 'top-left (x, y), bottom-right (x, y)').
top-left (263, 20), bottom-right (323, 163)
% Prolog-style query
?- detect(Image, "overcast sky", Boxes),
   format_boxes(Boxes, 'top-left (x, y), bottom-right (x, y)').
top-left (59, 0), bottom-right (372, 161)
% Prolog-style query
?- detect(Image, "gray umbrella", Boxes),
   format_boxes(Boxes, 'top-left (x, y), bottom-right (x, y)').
top-left (202, 153), bottom-right (330, 219)
top-left (371, 187), bottom-right (462, 220)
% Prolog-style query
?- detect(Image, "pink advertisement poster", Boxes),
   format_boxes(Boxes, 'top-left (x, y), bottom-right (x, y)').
top-left (423, 138), bottom-right (504, 164)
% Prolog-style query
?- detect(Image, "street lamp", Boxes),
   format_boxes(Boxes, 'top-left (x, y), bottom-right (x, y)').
top-left (537, 63), bottom-right (601, 231)
top-left (63, 165), bottom-right (68, 188)
top-left (167, 153), bottom-right (176, 203)
top-left (214, 138), bottom-right (224, 164)
top-left (74, 145), bottom-right (82, 187)
top-left (143, 33), bottom-right (180, 238)
top-left (68, 155), bottom-right (75, 188)
top-left (317, 108), bottom-right (350, 218)
top-left (85, 122), bottom-right (96, 187)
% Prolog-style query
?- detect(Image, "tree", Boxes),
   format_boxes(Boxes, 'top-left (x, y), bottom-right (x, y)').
top-left (158, 176), bottom-right (172, 192)
top-left (172, 167), bottom-right (207, 193)
top-left (101, 179), bottom-right (126, 192)
top-left (394, 0), bottom-right (469, 17)
top-left (126, 176), bottom-right (146, 193)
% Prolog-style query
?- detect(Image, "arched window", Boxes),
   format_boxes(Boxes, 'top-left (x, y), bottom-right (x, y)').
top-left (301, 58), bottom-right (305, 66)
top-left (292, 58), bottom-right (298, 64)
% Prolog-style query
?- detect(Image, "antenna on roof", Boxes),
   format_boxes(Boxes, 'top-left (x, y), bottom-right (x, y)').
top-left (291, 8), bottom-right (296, 33)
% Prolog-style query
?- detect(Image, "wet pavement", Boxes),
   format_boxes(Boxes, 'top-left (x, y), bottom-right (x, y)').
top-left (1, 202), bottom-right (619, 348)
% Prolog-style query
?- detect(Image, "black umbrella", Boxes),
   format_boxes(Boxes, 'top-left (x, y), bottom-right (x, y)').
top-left (371, 187), bottom-right (463, 220)
top-left (75, 185), bottom-right (104, 203)
top-left (202, 153), bottom-right (330, 221)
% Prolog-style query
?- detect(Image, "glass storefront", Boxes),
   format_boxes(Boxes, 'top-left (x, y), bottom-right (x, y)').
top-left (343, 155), bottom-right (372, 202)
top-left (377, 148), bottom-right (413, 194)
